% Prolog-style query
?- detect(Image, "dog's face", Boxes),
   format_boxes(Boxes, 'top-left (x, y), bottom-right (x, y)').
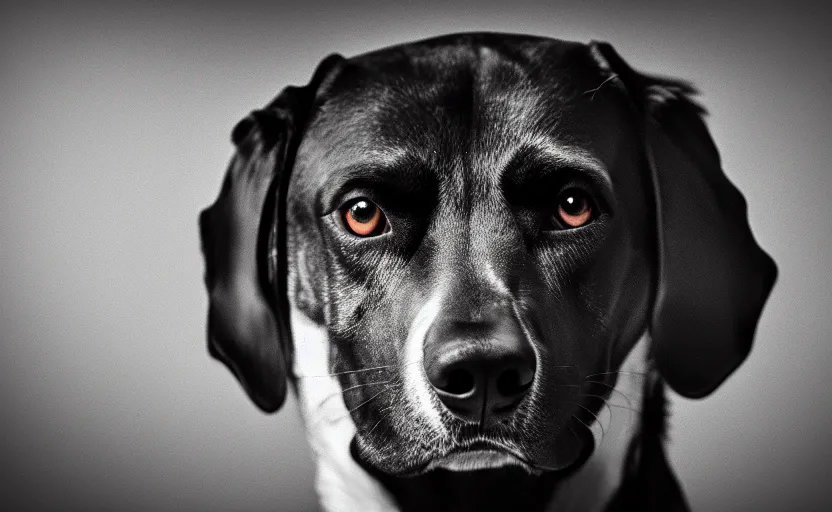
top-left (287, 39), bottom-right (653, 474)
top-left (200, 33), bottom-right (776, 485)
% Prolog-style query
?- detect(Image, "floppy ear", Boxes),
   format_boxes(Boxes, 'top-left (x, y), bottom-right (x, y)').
top-left (590, 42), bottom-right (777, 398)
top-left (199, 55), bottom-right (344, 412)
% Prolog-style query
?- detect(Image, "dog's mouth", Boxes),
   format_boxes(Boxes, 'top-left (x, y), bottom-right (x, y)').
top-left (354, 422), bottom-right (595, 481)
top-left (425, 441), bottom-right (538, 474)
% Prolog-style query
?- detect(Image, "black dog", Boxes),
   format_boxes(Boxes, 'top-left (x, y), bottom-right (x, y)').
top-left (199, 33), bottom-right (776, 511)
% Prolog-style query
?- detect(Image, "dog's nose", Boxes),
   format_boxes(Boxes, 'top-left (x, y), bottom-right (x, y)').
top-left (423, 310), bottom-right (535, 425)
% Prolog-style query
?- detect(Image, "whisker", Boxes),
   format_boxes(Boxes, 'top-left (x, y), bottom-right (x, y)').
top-left (317, 384), bottom-right (398, 425)
top-left (348, 387), bottom-right (393, 414)
top-left (584, 73), bottom-right (618, 100)
top-left (315, 378), bottom-right (397, 410)
top-left (296, 359), bottom-right (421, 379)
top-left (580, 393), bottom-right (641, 415)
top-left (580, 393), bottom-right (639, 436)
top-left (569, 414), bottom-right (596, 443)
top-left (565, 401), bottom-right (606, 443)
top-left (566, 424), bottom-right (581, 443)
top-left (296, 365), bottom-right (393, 379)
top-left (577, 393), bottom-right (614, 420)
top-left (606, 403), bottom-right (642, 413)
top-left (583, 370), bottom-right (648, 380)
top-left (363, 404), bottom-right (394, 439)
top-left (365, 418), bottom-right (384, 438)
top-left (581, 392), bottom-right (643, 444)
top-left (581, 380), bottom-right (639, 410)
top-left (341, 379), bottom-right (396, 394)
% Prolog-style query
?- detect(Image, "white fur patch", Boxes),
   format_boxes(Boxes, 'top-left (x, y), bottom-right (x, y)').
top-left (401, 291), bottom-right (446, 433)
top-left (482, 260), bottom-right (512, 297)
top-left (291, 306), bottom-right (398, 512)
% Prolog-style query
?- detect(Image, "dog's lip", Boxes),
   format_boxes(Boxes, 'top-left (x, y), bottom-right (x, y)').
top-left (425, 441), bottom-right (538, 473)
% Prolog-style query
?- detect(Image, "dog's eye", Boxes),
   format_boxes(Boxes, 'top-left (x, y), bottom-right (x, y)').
top-left (341, 198), bottom-right (389, 237)
top-left (549, 188), bottom-right (595, 229)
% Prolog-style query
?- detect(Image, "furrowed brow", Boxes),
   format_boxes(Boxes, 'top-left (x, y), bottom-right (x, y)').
top-left (500, 140), bottom-right (613, 205)
top-left (503, 140), bottom-right (611, 186)
top-left (315, 151), bottom-right (435, 215)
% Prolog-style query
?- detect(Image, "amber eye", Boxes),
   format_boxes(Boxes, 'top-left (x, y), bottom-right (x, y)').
top-left (553, 188), bottom-right (594, 229)
top-left (342, 198), bottom-right (388, 237)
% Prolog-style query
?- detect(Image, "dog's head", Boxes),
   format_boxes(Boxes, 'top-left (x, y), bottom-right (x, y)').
top-left (200, 33), bottom-right (776, 478)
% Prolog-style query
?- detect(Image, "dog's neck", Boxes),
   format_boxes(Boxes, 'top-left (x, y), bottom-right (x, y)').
top-left (290, 306), bottom-right (647, 512)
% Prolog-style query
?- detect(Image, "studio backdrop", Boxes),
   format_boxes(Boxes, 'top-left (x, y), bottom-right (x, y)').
top-left (1, 1), bottom-right (830, 510)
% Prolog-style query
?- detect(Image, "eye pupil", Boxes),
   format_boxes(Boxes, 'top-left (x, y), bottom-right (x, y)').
top-left (350, 200), bottom-right (376, 223)
top-left (560, 194), bottom-right (585, 215)
top-left (551, 187), bottom-right (595, 229)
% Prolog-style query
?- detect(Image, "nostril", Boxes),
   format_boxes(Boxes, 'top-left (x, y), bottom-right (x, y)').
top-left (443, 368), bottom-right (476, 395)
top-left (495, 367), bottom-right (534, 397)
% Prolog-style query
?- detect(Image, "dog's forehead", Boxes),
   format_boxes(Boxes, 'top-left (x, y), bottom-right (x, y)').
top-left (297, 35), bottom-right (634, 193)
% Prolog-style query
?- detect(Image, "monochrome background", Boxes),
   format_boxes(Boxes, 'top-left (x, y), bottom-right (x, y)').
top-left (1, 1), bottom-right (829, 510)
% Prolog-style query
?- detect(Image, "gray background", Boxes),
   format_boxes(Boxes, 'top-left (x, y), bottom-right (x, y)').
top-left (1, 1), bottom-right (830, 510)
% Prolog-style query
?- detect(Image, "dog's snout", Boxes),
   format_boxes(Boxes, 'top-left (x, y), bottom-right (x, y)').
top-left (423, 311), bottom-right (535, 425)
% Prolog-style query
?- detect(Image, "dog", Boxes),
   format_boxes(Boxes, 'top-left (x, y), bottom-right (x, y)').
top-left (199, 33), bottom-right (777, 511)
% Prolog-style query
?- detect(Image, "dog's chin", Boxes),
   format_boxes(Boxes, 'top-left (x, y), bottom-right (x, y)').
top-left (355, 436), bottom-right (596, 511)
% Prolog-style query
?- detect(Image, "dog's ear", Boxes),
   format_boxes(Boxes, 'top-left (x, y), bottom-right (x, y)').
top-left (199, 55), bottom-right (344, 412)
top-left (589, 42), bottom-right (777, 398)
